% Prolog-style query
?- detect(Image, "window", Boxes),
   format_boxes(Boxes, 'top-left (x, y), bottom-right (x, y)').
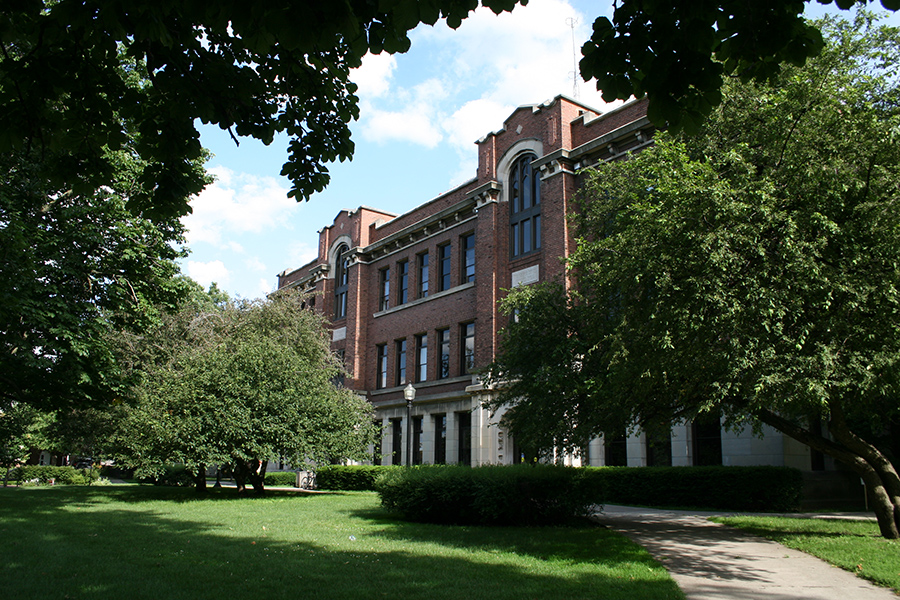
top-left (334, 244), bottom-right (350, 318)
top-left (395, 339), bottom-right (407, 386)
top-left (457, 411), bottom-right (472, 465)
top-left (417, 251), bottom-right (429, 298)
top-left (437, 328), bottom-right (450, 379)
top-left (605, 430), bottom-right (628, 466)
top-left (434, 415), bottom-right (447, 464)
top-left (412, 416), bottom-right (424, 465)
top-left (378, 267), bottom-right (390, 311)
top-left (376, 344), bottom-right (387, 390)
top-left (391, 419), bottom-right (402, 465)
top-left (438, 242), bottom-right (451, 292)
top-left (692, 413), bottom-right (722, 466)
top-left (397, 260), bottom-right (409, 305)
top-left (461, 233), bottom-right (475, 283)
top-left (415, 334), bottom-right (428, 382)
top-left (646, 428), bottom-right (672, 467)
top-left (461, 322), bottom-right (475, 375)
top-left (373, 421), bottom-right (383, 466)
top-left (509, 154), bottom-right (541, 257)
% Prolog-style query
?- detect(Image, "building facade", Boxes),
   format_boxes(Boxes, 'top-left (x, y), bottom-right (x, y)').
top-left (277, 95), bottom-right (828, 473)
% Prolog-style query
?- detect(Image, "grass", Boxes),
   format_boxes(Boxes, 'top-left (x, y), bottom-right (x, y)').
top-left (711, 515), bottom-right (900, 592)
top-left (0, 485), bottom-right (683, 600)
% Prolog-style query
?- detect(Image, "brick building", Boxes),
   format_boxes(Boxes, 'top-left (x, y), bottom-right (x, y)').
top-left (277, 95), bottom-right (830, 474)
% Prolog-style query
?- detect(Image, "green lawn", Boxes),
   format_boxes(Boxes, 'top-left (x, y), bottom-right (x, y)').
top-left (0, 485), bottom-right (682, 600)
top-left (712, 515), bottom-right (900, 592)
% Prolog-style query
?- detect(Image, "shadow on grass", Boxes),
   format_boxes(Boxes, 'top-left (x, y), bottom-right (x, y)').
top-left (0, 486), bottom-right (683, 600)
top-left (346, 505), bottom-right (658, 568)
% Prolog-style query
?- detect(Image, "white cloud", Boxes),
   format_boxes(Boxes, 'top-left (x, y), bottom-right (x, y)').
top-left (286, 241), bottom-right (319, 272)
top-left (184, 166), bottom-right (295, 247)
top-left (355, 0), bottom-right (621, 179)
top-left (244, 256), bottom-right (267, 272)
top-left (186, 260), bottom-right (230, 289)
top-left (352, 52), bottom-right (397, 99)
top-left (358, 78), bottom-right (447, 147)
top-left (254, 278), bottom-right (276, 299)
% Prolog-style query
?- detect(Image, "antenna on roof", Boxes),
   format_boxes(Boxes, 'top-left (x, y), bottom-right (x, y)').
top-left (566, 17), bottom-right (580, 99)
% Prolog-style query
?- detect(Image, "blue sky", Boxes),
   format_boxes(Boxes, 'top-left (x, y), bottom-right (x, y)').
top-left (181, 0), bottom-right (899, 300)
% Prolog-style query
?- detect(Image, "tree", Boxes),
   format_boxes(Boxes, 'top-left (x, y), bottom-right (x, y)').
top-left (0, 0), bottom-right (527, 220)
top-left (580, 0), bottom-right (899, 131)
top-left (0, 402), bottom-right (50, 487)
top-left (487, 13), bottom-right (900, 537)
top-left (0, 141), bottom-right (206, 413)
top-left (114, 287), bottom-right (375, 493)
top-left (4, 2), bottom-right (897, 222)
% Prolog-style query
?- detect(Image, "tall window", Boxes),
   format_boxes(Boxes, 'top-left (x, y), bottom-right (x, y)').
top-left (397, 260), bottom-right (409, 305)
top-left (692, 413), bottom-right (723, 466)
top-left (605, 430), bottom-right (628, 466)
top-left (372, 421), bottom-right (383, 466)
top-left (391, 419), bottom-right (402, 465)
top-left (437, 328), bottom-right (450, 379)
top-left (461, 322), bottom-right (475, 375)
top-left (434, 415), bottom-right (447, 464)
top-left (646, 427), bottom-right (673, 467)
top-left (417, 251), bottom-right (429, 298)
top-left (334, 244), bottom-right (350, 318)
top-left (438, 243), bottom-right (451, 292)
top-left (412, 416), bottom-right (423, 465)
top-left (415, 333), bottom-right (428, 382)
top-left (461, 233), bottom-right (475, 283)
top-left (376, 344), bottom-right (387, 389)
top-left (395, 339), bottom-right (407, 386)
top-left (509, 153), bottom-right (541, 257)
top-left (457, 411), bottom-right (472, 465)
top-left (378, 267), bottom-right (390, 311)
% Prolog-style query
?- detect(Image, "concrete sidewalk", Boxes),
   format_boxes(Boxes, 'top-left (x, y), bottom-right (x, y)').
top-left (594, 505), bottom-right (897, 600)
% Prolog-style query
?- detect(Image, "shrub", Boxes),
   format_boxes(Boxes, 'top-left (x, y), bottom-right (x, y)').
top-left (317, 465), bottom-right (399, 491)
top-left (586, 466), bottom-right (803, 512)
top-left (264, 471), bottom-right (298, 487)
top-left (376, 464), bottom-right (596, 526)
top-left (10, 466), bottom-right (95, 486)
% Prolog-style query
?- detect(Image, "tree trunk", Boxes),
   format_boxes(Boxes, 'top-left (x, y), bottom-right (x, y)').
top-left (756, 408), bottom-right (900, 539)
top-left (248, 459), bottom-right (266, 494)
top-left (827, 401), bottom-right (900, 537)
top-left (194, 463), bottom-right (207, 493)
top-left (233, 461), bottom-right (248, 493)
top-left (233, 459), bottom-right (266, 494)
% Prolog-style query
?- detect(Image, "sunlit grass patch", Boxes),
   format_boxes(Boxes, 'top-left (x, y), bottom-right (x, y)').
top-left (0, 485), bottom-right (683, 600)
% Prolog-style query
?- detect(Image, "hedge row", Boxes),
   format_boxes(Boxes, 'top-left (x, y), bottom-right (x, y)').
top-left (372, 464), bottom-right (803, 526)
top-left (9, 465), bottom-right (100, 486)
top-left (590, 465), bottom-right (803, 512)
top-left (376, 464), bottom-right (597, 526)
top-left (264, 471), bottom-right (298, 487)
top-left (317, 465), bottom-right (400, 491)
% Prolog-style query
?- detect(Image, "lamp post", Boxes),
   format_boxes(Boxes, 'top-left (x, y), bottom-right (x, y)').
top-left (404, 383), bottom-right (416, 467)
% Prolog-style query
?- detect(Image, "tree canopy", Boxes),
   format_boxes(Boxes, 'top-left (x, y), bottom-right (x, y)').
top-left (3, 1), bottom-right (897, 222)
top-left (487, 13), bottom-right (900, 537)
top-left (0, 142), bottom-right (206, 413)
top-left (581, 0), bottom-right (899, 131)
top-left (112, 287), bottom-right (375, 493)
top-left (0, 0), bottom-right (526, 221)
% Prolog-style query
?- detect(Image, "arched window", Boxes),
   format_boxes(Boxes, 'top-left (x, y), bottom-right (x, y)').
top-left (509, 153), bottom-right (541, 257)
top-left (334, 244), bottom-right (349, 318)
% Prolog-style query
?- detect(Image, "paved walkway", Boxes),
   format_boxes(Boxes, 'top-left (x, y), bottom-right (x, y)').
top-left (594, 505), bottom-right (897, 600)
